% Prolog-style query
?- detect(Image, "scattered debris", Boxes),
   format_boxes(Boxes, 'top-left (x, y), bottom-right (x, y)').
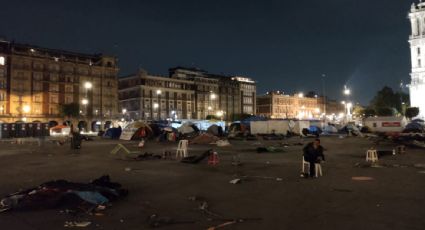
top-left (352, 176), bottom-right (374, 181)
top-left (229, 179), bottom-right (241, 184)
top-left (191, 134), bottom-right (220, 144)
top-left (64, 221), bottom-right (92, 228)
top-left (207, 218), bottom-right (262, 230)
top-left (198, 201), bottom-right (223, 218)
top-left (216, 140), bottom-right (231, 147)
top-left (332, 188), bottom-right (353, 193)
top-left (256, 146), bottom-right (285, 153)
top-left (0, 175), bottom-right (127, 213)
top-left (240, 175), bottom-right (283, 182)
top-left (414, 163), bottom-right (425, 168)
top-left (181, 149), bottom-right (213, 164)
top-left (147, 214), bottom-right (195, 228)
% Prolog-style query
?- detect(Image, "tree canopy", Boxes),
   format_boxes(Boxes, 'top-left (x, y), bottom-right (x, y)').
top-left (369, 86), bottom-right (409, 115)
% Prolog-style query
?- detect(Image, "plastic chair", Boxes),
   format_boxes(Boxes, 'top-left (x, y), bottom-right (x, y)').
top-left (302, 157), bottom-right (323, 177)
top-left (176, 140), bottom-right (189, 158)
top-left (366, 149), bottom-right (378, 162)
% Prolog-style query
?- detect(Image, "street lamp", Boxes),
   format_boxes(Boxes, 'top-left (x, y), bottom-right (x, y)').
top-left (82, 98), bottom-right (89, 105)
top-left (343, 85), bottom-right (350, 95)
top-left (298, 92), bottom-right (304, 98)
top-left (22, 105), bottom-right (31, 113)
top-left (122, 108), bottom-right (127, 114)
top-left (84, 82), bottom-right (93, 89)
top-left (156, 89), bottom-right (162, 120)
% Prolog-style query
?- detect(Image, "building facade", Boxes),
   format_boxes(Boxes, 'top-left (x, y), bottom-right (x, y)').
top-left (118, 67), bottom-right (256, 121)
top-left (257, 91), bottom-right (344, 120)
top-left (257, 91), bottom-right (324, 119)
top-left (409, 2), bottom-right (425, 118)
top-left (0, 39), bottom-right (119, 123)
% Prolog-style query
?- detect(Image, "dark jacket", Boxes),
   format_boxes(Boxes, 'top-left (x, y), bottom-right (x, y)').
top-left (303, 142), bottom-right (325, 162)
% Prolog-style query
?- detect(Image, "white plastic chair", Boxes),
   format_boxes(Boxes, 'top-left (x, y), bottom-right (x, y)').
top-left (302, 157), bottom-right (323, 177)
top-left (366, 149), bottom-right (378, 162)
top-left (176, 140), bottom-right (189, 158)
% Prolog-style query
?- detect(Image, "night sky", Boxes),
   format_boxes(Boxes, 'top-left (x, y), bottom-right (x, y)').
top-left (0, 0), bottom-right (414, 104)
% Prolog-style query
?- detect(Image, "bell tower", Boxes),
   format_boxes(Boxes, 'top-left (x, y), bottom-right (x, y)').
top-left (409, 1), bottom-right (425, 118)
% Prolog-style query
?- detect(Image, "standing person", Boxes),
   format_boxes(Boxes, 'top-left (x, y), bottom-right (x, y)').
top-left (302, 139), bottom-right (325, 177)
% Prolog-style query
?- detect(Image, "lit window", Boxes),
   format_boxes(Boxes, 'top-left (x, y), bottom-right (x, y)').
top-left (0, 56), bottom-right (4, 65)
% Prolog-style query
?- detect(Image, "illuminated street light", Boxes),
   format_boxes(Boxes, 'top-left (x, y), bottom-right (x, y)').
top-left (216, 110), bottom-right (224, 117)
top-left (122, 108), bottom-right (127, 114)
top-left (153, 103), bottom-right (159, 109)
top-left (210, 93), bottom-right (217, 100)
top-left (208, 106), bottom-right (212, 111)
top-left (298, 92), bottom-right (304, 98)
top-left (156, 89), bottom-right (162, 95)
top-left (343, 85), bottom-right (350, 95)
top-left (82, 98), bottom-right (89, 105)
top-left (22, 105), bottom-right (31, 113)
top-left (84, 82), bottom-right (93, 89)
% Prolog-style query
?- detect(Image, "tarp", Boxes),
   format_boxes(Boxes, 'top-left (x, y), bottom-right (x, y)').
top-left (207, 124), bottom-right (223, 136)
top-left (178, 122), bottom-right (196, 134)
top-left (323, 125), bottom-right (338, 134)
top-left (50, 125), bottom-right (71, 136)
top-left (120, 121), bottom-right (152, 140)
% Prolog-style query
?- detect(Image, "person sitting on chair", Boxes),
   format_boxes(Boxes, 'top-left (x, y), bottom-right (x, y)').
top-left (303, 139), bottom-right (325, 177)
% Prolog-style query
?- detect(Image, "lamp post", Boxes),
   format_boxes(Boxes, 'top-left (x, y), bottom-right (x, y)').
top-left (22, 105), bottom-right (30, 122)
top-left (209, 92), bottom-right (216, 117)
top-left (156, 89), bottom-right (161, 120)
top-left (122, 108), bottom-right (127, 121)
top-left (342, 85), bottom-right (352, 123)
top-left (321, 74), bottom-right (327, 117)
top-left (83, 82), bottom-right (92, 127)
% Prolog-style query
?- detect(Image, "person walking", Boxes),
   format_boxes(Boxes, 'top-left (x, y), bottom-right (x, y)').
top-left (303, 139), bottom-right (325, 177)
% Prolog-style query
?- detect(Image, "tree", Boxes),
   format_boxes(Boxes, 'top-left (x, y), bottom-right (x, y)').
top-left (369, 86), bottom-right (409, 115)
top-left (232, 113), bottom-right (253, 121)
top-left (363, 108), bottom-right (376, 117)
top-left (206, 115), bottom-right (219, 120)
top-left (405, 107), bottom-right (420, 119)
top-left (60, 103), bottom-right (80, 118)
top-left (375, 107), bottom-right (394, 116)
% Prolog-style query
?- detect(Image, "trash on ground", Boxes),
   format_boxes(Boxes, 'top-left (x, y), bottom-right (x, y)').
top-left (229, 179), bottom-right (241, 184)
top-left (181, 149), bottom-right (213, 164)
top-left (351, 176), bottom-right (374, 181)
top-left (147, 214), bottom-right (195, 228)
top-left (64, 221), bottom-right (92, 228)
top-left (332, 188), bottom-right (353, 192)
top-left (191, 133), bottom-right (220, 144)
top-left (216, 140), bottom-right (231, 147)
top-left (207, 218), bottom-right (262, 230)
top-left (256, 146), bottom-right (285, 153)
top-left (0, 175), bottom-right (127, 213)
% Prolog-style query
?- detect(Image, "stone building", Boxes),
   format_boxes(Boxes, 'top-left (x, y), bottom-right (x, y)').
top-left (118, 67), bottom-right (257, 121)
top-left (256, 91), bottom-right (345, 119)
top-left (119, 69), bottom-right (195, 120)
top-left (257, 91), bottom-right (323, 119)
top-left (408, 2), bottom-right (425, 118)
top-left (0, 39), bottom-right (119, 123)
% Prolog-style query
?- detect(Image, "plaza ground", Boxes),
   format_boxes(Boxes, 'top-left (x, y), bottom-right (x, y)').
top-left (0, 136), bottom-right (425, 230)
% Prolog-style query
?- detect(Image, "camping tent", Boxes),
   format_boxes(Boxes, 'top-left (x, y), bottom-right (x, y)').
top-left (178, 122), bottom-right (196, 134)
top-left (207, 124), bottom-right (223, 136)
top-left (50, 125), bottom-right (71, 136)
top-left (120, 121), bottom-right (153, 140)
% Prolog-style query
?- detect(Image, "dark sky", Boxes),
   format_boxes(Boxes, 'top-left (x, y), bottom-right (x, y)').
top-left (0, 0), bottom-right (413, 104)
